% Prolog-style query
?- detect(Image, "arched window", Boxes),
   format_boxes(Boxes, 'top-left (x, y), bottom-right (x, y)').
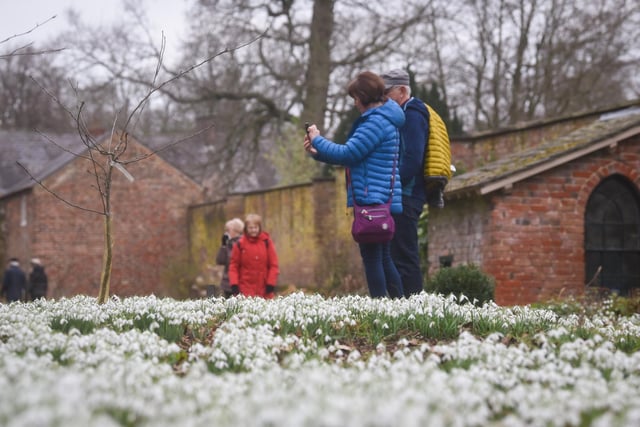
top-left (585, 175), bottom-right (640, 295)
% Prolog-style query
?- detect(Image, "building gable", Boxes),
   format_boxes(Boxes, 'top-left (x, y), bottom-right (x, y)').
top-left (1, 130), bottom-right (205, 298)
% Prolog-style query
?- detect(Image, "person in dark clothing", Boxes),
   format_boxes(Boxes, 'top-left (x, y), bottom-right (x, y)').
top-left (215, 218), bottom-right (244, 298)
top-left (28, 258), bottom-right (48, 300)
top-left (382, 69), bottom-right (430, 297)
top-left (2, 258), bottom-right (27, 303)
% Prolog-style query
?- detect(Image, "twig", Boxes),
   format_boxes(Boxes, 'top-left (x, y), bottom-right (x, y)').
top-left (0, 46), bottom-right (66, 60)
top-left (121, 124), bottom-right (216, 165)
top-left (15, 161), bottom-right (105, 216)
top-left (585, 266), bottom-right (602, 287)
top-left (122, 31), bottom-right (267, 132)
top-left (0, 16), bottom-right (57, 44)
top-left (0, 16), bottom-right (66, 59)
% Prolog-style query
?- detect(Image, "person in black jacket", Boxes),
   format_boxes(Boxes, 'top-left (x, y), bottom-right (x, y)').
top-left (381, 69), bottom-right (430, 297)
top-left (2, 258), bottom-right (27, 303)
top-left (215, 218), bottom-right (244, 298)
top-left (28, 258), bottom-right (48, 300)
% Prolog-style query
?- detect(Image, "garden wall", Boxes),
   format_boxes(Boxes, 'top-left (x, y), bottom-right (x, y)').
top-left (188, 171), bottom-right (367, 295)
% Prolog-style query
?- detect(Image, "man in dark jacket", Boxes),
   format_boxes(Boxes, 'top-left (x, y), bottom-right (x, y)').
top-left (215, 218), bottom-right (244, 298)
top-left (28, 258), bottom-right (48, 300)
top-left (382, 69), bottom-right (430, 297)
top-left (2, 258), bottom-right (27, 302)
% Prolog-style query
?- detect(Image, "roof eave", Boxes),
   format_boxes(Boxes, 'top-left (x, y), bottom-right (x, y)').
top-left (448, 124), bottom-right (640, 199)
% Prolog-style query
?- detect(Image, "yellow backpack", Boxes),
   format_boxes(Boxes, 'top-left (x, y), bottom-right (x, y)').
top-left (423, 104), bottom-right (452, 208)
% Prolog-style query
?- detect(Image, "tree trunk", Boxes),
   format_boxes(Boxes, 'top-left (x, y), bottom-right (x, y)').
top-left (97, 213), bottom-right (113, 304)
top-left (302, 0), bottom-right (335, 128)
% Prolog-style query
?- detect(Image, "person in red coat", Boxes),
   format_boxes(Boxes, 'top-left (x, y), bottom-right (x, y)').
top-left (229, 213), bottom-right (279, 299)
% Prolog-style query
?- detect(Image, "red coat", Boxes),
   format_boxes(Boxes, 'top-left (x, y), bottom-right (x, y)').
top-left (229, 232), bottom-right (279, 298)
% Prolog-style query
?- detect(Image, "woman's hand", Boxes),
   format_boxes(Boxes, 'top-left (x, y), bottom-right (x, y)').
top-left (307, 124), bottom-right (320, 140)
top-left (304, 124), bottom-right (319, 155)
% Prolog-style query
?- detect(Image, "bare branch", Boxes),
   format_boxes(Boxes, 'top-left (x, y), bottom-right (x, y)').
top-left (33, 129), bottom-right (91, 162)
top-left (120, 124), bottom-right (216, 165)
top-left (0, 16), bottom-right (66, 59)
top-left (0, 46), bottom-right (66, 60)
top-left (15, 161), bottom-right (105, 216)
top-left (121, 31), bottom-right (268, 133)
top-left (0, 15), bottom-right (57, 44)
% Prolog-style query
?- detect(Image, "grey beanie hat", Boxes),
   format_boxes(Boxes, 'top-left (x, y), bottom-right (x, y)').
top-left (381, 69), bottom-right (410, 89)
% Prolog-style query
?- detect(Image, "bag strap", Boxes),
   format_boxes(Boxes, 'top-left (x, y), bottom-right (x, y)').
top-left (346, 130), bottom-right (398, 204)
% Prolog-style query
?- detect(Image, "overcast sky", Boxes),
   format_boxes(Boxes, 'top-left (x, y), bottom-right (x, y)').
top-left (1, 0), bottom-right (188, 57)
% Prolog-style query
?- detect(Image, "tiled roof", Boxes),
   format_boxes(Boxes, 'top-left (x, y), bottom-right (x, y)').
top-left (0, 130), bottom-right (85, 197)
top-left (446, 107), bottom-right (640, 198)
top-left (0, 130), bottom-right (204, 199)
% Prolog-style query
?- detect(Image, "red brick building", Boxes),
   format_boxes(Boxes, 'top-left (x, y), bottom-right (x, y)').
top-left (0, 131), bottom-right (203, 298)
top-left (430, 104), bottom-right (640, 305)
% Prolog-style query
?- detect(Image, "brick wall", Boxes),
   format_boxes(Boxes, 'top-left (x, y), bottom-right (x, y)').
top-left (2, 192), bottom-right (34, 270)
top-left (427, 195), bottom-right (492, 274)
top-left (188, 172), bottom-right (367, 294)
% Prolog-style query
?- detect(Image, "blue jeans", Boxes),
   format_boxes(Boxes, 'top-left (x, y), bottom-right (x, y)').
top-left (391, 197), bottom-right (424, 296)
top-left (359, 242), bottom-right (403, 298)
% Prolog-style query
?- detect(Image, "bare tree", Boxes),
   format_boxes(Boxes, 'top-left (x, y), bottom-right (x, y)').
top-left (19, 34), bottom-right (260, 303)
top-left (46, 0), bottom-right (640, 188)
top-left (444, 0), bottom-right (640, 130)
top-left (58, 0), bottom-right (434, 190)
top-left (0, 49), bottom-right (73, 131)
top-left (0, 17), bottom-right (71, 131)
top-left (171, 0), bottom-right (640, 135)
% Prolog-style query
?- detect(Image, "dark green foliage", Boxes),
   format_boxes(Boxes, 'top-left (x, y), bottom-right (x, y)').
top-left (449, 110), bottom-right (465, 136)
top-left (318, 105), bottom-right (361, 179)
top-left (132, 315), bottom-right (185, 343)
top-left (50, 317), bottom-right (96, 334)
top-left (332, 106), bottom-right (361, 145)
top-left (407, 67), bottom-right (464, 135)
top-left (615, 333), bottom-right (640, 353)
top-left (425, 264), bottom-right (495, 305)
top-left (609, 294), bottom-right (640, 316)
top-left (417, 210), bottom-right (429, 284)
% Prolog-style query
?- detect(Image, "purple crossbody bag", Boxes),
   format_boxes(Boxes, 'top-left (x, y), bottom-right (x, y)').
top-left (347, 145), bottom-right (397, 244)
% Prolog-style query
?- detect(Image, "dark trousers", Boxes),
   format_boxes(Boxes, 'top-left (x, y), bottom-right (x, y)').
top-left (391, 198), bottom-right (424, 296)
top-left (359, 242), bottom-right (403, 298)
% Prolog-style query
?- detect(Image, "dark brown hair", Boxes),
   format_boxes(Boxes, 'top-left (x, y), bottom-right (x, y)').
top-left (347, 71), bottom-right (387, 107)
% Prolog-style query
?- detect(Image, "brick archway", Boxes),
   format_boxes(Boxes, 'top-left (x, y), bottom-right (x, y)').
top-left (577, 161), bottom-right (640, 209)
top-left (579, 161), bottom-right (640, 295)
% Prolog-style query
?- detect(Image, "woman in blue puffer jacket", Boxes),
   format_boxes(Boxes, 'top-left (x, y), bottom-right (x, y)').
top-left (304, 71), bottom-right (404, 298)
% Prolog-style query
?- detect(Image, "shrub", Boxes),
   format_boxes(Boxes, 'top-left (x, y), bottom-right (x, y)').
top-left (425, 264), bottom-right (495, 305)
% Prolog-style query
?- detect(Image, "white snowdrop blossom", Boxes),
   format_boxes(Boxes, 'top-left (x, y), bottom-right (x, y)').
top-left (0, 293), bottom-right (639, 426)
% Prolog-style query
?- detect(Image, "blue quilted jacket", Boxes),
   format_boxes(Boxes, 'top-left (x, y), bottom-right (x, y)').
top-left (311, 99), bottom-right (405, 213)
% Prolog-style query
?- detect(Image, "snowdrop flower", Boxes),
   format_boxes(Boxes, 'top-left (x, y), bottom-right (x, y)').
top-left (1, 293), bottom-right (639, 426)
